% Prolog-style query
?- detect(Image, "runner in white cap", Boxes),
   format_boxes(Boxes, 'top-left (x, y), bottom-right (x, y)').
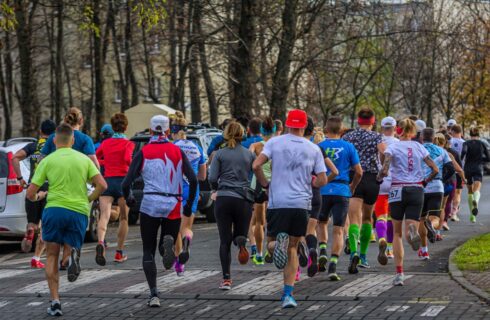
top-left (447, 119), bottom-right (457, 128)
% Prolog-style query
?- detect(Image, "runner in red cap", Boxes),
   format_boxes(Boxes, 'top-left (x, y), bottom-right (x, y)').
top-left (253, 109), bottom-right (328, 308)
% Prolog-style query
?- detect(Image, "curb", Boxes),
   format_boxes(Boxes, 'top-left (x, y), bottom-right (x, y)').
top-left (448, 244), bottom-right (490, 304)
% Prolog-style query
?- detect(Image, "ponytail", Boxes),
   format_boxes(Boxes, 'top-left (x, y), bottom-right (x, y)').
top-left (224, 122), bottom-right (244, 148)
top-left (398, 118), bottom-right (417, 138)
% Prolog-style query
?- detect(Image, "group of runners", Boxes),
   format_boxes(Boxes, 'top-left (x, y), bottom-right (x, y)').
top-left (12, 106), bottom-right (488, 315)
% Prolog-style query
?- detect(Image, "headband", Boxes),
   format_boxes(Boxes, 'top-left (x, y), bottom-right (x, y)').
top-left (260, 124), bottom-right (277, 136)
top-left (357, 116), bottom-right (375, 126)
top-left (396, 126), bottom-right (403, 136)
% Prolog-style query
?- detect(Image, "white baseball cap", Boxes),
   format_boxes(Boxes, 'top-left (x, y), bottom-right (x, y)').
top-left (150, 115), bottom-right (170, 132)
top-left (381, 116), bottom-right (397, 128)
top-left (415, 120), bottom-right (426, 132)
top-left (447, 119), bottom-right (457, 127)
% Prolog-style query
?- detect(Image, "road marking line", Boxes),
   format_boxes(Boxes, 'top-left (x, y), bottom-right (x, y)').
top-left (307, 305), bottom-right (324, 311)
top-left (0, 269), bottom-right (36, 280)
top-left (120, 270), bottom-right (219, 294)
top-left (420, 305), bottom-right (446, 317)
top-left (347, 305), bottom-right (363, 314)
top-left (196, 305), bottom-right (217, 315)
top-left (238, 304), bottom-right (255, 311)
top-left (0, 253), bottom-right (18, 263)
top-left (0, 257), bottom-right (32, 266)
top-left (227, 272), bottom-right (286, 295)
top-left (27, 302), bottom-right (43, 306)
top-left (329, 274), bottom-right (413, 297)
top-left (386, 305), bottom-right (410, 312)
top-left (168, 303), bottom-right (185, 308)
top-left (0, 301), bottom-right (10, 309)
top-left (16, 269), bottom-right (130, 293)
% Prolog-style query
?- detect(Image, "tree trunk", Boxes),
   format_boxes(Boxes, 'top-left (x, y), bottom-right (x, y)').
top-left (14, 0), bottom-right (39, 136)
top-left (269, 0), bottom-right (299, 120)
top-left (141, 27), bottom-right (159, 103)
top-left (93, 0), bottom-right (105, 132)
top-left (0, 40), bottom-right (12, 139)
top-left (189, 0), bottom-right (201, 122)
top-left (125, 2), bottom-right (138, 108)
top-left (167, 0), bottom-right (178, 108)
top-left (230, 0), bottom-right (257, 120)
top-left (54, 0), bottom-right (64, 122)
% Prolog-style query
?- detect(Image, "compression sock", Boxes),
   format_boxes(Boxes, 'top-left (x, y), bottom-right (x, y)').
top-left (330, 255), bottom-right (338, 265)
top-left (375, 218), bottom-right (387, 242)
top-left (387, 218), bottom-right (394, 245)
top-left (283, 284), bottom-right (294, 297)
top-left (474, 191), bottom-right (481, 205)
top-left (348, 224), bottom-right (360, 254)
top-left (360, 223), bottom-right (373, 256)
top-left (468, 194), bottom-right (474, 212)
top-left (396, 265), bottom-right (403, 274)
top-left (305, 234), bottom-right (318, 252)
top-left (319, 242), bottom-right (327, 256)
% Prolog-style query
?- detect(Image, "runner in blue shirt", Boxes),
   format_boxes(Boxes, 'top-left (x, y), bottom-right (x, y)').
top-left (317, 116), bottom-right (363, 280)
top-left (171, 112), bottom-right (207, 276)
top-left (242, 117), bottom-right (263, 149)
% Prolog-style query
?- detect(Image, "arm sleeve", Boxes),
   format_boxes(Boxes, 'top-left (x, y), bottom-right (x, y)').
top-left (41, 135), bottom-right (55, 156)
top-left (208, 151), bottom-right (220, 190)
top-left (22, 142), bottom-right (36, 157)
top-left (83, 135), bottom-right (96, 155)
top-left (181, 150), bottom-right (198, 205)
top-left (314, 149), bottom-right (327, 174)
top-left (31, 159), bottom-right (47, 186)
top-left (122, 151), bottom-right (143, 199)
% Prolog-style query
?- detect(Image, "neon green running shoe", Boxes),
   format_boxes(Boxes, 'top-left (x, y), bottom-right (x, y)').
top-left (252, 255), bottom-right (265, 265)
top-left (470, 214), bottom-right (476, 223)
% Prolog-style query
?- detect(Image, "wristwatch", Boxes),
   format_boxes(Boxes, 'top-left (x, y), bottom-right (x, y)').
top-left (16, 176), bottom-right (23, 181)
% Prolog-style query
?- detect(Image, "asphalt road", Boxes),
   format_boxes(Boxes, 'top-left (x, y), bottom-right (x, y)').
top-left (0, 180), bottom-right (489, 319)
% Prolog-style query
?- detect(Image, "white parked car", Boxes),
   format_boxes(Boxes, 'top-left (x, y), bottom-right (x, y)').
top-left (0, 138), bottom-right (98, 242)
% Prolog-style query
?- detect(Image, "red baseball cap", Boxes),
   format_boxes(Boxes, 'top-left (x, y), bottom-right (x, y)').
top-left (285, 109), bottom-right (308, 129)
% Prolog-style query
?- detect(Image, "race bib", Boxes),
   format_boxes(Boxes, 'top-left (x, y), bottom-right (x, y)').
top-left (389, 187), bottom-right (402, 203)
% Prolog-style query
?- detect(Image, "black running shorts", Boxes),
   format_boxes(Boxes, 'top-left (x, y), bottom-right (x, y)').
top-left (309, 187), bottom-right (322, 220)
top-left (465, 168), bottom-right (483, 185)
top-left (25, 197), bottom-right (46, 225)
top-left (352, 173), bottom-right (380, 205)
top-left (456, 175), bottom-right (463, 189)
top-left (389, 186), bottom-right (424, 221)
top-left (319, 195), bottom-right (349, 227)
top-left (422, 192), bottom-right (443, 218)
top-left (266, 208), bottom-right (308, 238)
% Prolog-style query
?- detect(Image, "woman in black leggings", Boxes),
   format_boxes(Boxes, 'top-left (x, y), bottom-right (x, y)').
top-left (209, 121), bottom-right (256, 290)
top-left (122, 115), bottom-right (197, 307)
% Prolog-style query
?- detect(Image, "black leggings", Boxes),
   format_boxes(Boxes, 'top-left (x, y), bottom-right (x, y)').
top-left (215, 196), bottom-right (252, 279)
top-left (140, 212), bottom-right (181, 295)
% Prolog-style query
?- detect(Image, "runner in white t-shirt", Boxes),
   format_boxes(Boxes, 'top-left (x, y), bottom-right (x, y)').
top-left (377, 118), bottom-right (439, 286)
top-left (449, 124), bottom-right (465, 221)
top-left (253, 109), bottom-right (328, 309)
top-left (373, 117), bottom-right (399, 266)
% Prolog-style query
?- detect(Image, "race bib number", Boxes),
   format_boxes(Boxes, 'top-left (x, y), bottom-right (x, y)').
top-left (389, 187), bottom-right (402, 203)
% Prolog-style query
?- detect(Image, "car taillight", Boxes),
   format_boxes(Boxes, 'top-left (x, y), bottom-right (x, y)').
top-left (6, 152), bottom-right (23, 195)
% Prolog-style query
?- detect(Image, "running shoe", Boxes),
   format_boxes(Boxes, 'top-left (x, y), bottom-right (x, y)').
top-left (67, 248), bottom-right (81, 283)
top-left (370, 231), bottom-right (377, 243)
top-left (297, 241), bottom-right (308, 268)
top-left (359, 256), bottom-right (370, 269)
top-left (273, 233), bottom-right (289, 270)
top-left (377, 240), bottom-right (388, 266)
top-left (344, 238), bottom-right (351, 255)
top-left (295, 266), bottom-right (301, 281)
top-left (31, 258), bottom-right (45, 269)
top-left (236, 236), bottom-right (249, 265)
top-left (307, 249), bottom-right (318, 277)
top-left (472, 200), bottom-right (478, 216)
top-left (407, 224), bottom-right (421, 251)
top-left (95, 243), bottom-right (106, 266)
top-left (219, 279), bottom-right (232, 290)
top-left (264, 251), bottom-right (273, 264)
top-left (252, 255), bottom-right (264, 265)
top-left (281, 295), bottom-right (298, 308)
top-left (174, 259), bottom-right (185, 277)
top-left (318, 252), bottom-right (328, 272)
top-left (393, 273), bottom-right (405, 286)
top-left (21, 227), bottom-right (35, 253)
top-left (114, 251), bottom-right (128, 263)
top-left (424, 220), bottom-right (437, 244)
top-left (147, 295), bottom-right (160, 307)
top-left (451, 214), bottom-right (460, 222)
top-left (161, 235), bottom-right (175, 270)
top-left (250, 245), bottom-right (257, 260)
top-left (348, 254), bottom-right (360, 274)
top-left (435, 233), bottom-right (443, 241)
top-left (47, 301), bottom-right (62, 316)
top-left (386, 247), bottom-right (394, 259)
top-left (420, 251), bottom-right (430, 260)
top-left (328, 262), bottom-right (341, 281)
top-left (442, 222), bottom-right (450, 231)
top-left (470, 214), bottom-right (476, 223)
top-left (179, 236), bottom-right (191, 265)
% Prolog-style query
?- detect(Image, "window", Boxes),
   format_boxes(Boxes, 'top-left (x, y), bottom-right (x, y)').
top-left (114, 80), bottom-right (122, 103)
